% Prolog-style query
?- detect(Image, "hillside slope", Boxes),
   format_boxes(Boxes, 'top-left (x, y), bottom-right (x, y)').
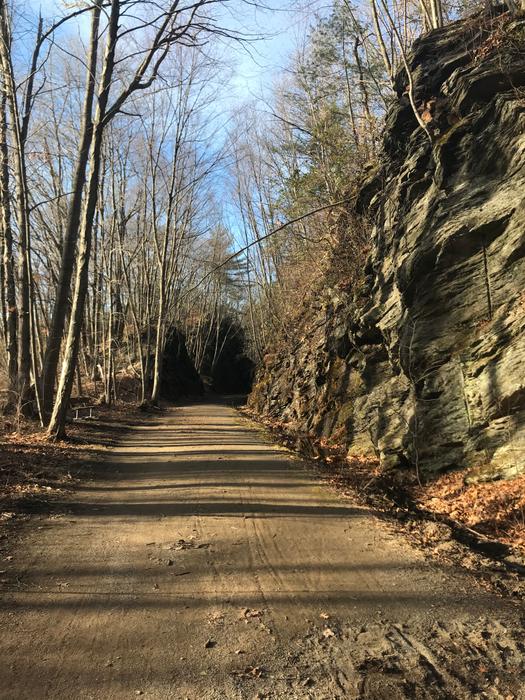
top-left (249, 12), bottom-right (525, 482)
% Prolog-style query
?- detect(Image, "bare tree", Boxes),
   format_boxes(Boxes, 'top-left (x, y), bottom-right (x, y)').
top-left (0, 85), bottom-right (17, 406)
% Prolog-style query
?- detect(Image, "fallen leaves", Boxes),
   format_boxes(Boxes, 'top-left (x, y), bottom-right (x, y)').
top-left (0, 420), bottom-right (104, 518)
top-left (413, 472), bottom-right (525, 553)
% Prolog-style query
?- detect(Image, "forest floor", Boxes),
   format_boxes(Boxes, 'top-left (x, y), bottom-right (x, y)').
top-left (0, 400), bottom-right (524, 700)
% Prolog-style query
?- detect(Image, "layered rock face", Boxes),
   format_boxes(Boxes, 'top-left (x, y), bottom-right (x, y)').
top-left (249, 12), bottom-right (525, 479)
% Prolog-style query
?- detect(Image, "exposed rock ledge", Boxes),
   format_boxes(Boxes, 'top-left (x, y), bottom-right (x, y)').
top-left (249, 11), bottom-right (525, 480)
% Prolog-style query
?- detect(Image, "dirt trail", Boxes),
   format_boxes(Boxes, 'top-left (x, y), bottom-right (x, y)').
top-left (1, 401), bottom-right (524, 699)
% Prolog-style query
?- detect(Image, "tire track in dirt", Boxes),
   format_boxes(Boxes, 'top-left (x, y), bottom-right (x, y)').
top-left (0, 400), bottom-right (523, 699)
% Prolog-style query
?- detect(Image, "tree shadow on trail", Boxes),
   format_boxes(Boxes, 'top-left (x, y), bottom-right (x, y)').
top-left (66, 497), bottom-right (366, 520)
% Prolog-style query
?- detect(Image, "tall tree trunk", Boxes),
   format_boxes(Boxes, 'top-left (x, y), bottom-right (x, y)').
top-left (0, 3), bottom-right (36, 416)
top-left (353, 37), bottom-right (374, 155)
top-left (369, 0), bottom-right (395, 87)
top-left (40, 0), bottom-right (102, 422)
top-left (47, 171), bottom-right (99, 438)
top-left (150, 277), bottom-right (165, 406)
top-left (0, 87), bottom-right (17, 406)
top-left (47, 0), bottom-right (119, 439)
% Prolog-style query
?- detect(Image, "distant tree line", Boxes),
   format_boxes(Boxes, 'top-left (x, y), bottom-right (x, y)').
top-left (0, 0), bottom-right (247, 436)
top-left (0, 0), bottom-right (521, 436)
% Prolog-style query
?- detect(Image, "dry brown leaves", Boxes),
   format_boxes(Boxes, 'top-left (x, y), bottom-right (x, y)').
top-left (0, 401), bottom-right (139, 517)
top-left (413, 472), bottom-right (525, 552)
top-left (472, 12), bottom-right (510, 64)
top-left (0, 430), bottom-right (89, 514)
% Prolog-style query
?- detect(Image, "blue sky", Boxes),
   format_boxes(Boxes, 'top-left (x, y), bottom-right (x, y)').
top-left (24, 0), bottom-right (307, 103)
top-left (21, 0), bottom-right (317, 249)
top-left (226, 2), bottom-right (303, 98)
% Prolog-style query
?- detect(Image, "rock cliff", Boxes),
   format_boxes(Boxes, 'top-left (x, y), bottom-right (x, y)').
top-left (249, 11), bottom-right (525, 480)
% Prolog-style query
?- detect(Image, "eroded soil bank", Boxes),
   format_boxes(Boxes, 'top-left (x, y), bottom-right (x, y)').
top-left (0, 401), bottom-right (524, 699)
